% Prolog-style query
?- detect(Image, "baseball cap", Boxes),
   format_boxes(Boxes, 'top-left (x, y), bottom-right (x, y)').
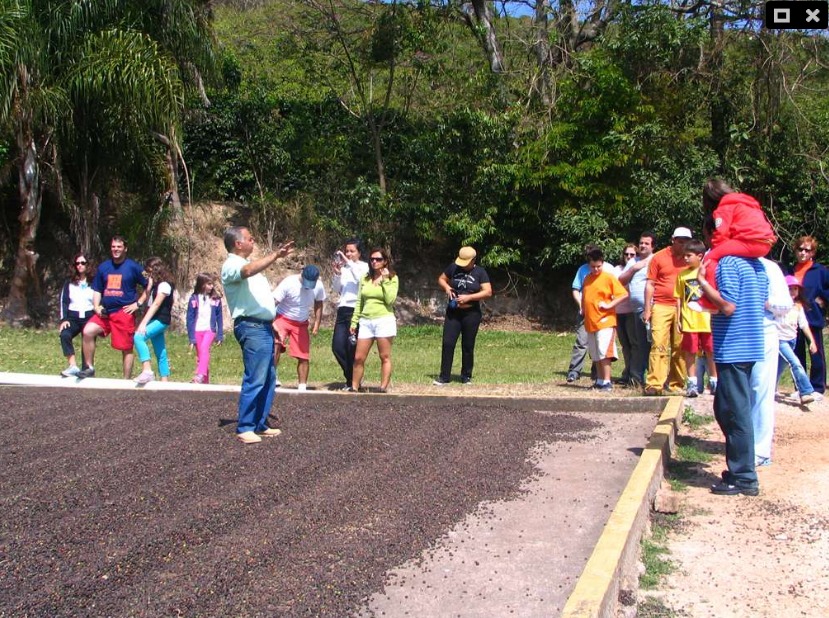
top-left (301, 264), bottom-right (320, 289)
top-left (455, 246), bottom-right (477, 267)
top-left (784, 275), bottom-right (800, 287)
top-left (672, 227), bottom-right (693, 239)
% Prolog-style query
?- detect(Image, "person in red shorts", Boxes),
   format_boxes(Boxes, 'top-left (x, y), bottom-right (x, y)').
top-left (77, 236), bottom-right (149, 379)
top-left (675, 240), bottom-right (717, 397)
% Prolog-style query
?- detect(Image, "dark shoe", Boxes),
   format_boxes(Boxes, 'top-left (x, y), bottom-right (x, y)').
top-left (566, 372), bottom-right (579, 383)
top-left (710, 481), bottom-right (759, 496)
top-left (432, 379), bottom-right (449, 386)
top-left (76, 366), bottom-right (95, 379)
top-left (593, 382), bottom-right (613, 392)
top-left (643, 386), bottom-right (662, 396)
top-left (461, 377), bottom-right (472, 385)
top-left (686, 385), bottom-right (699, 398)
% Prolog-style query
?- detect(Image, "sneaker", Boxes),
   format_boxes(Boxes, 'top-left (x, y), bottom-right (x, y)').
top-left (709, 383), bottom-right (717, 396)
top-left (134, 370), bottom-right (155, 385)
top-left (814, 392), bottom-right (824, 402)
top-left (192, 374), bottom-right (206, 384)
top-left (755, 456), bottom-right (772, 467)
top-left (61, 365), bottom-right (80, 378)
top-left (461, 378), bottom-right (472, 385)
top-left (686, 385), bottom-right (699, 398)
top-left (643, 386), bottom-right (663, 396)
top-left (801, 393), bottom-right (815, 405)
top-left (592, 382), bottom-right (613, 392)
top-left (786, 391), bottom-right (801, 403)
top-left (339, 384), bottom-right (352, 391)
top-left (710, 481), bottom-right (759, 496)
top-left (76, 366), bottom-right (95, 379)
top-left (237, 431), bottom-right (262, 444)
top-left (297, 384), bottom-right (307, 392)
top-left (432, 379), bottom-right (449, 386)
top-left (256, 427), bottom-right (282, 438)
top-left (566, 372), bottom-right (579, 383)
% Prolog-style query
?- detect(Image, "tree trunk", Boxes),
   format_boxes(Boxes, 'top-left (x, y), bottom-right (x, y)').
top-left (367, 114), bottom-right (387, 194)
top-left (4, 138), bottom-right (42, 324)
top-left (155, 132), bottom-right (183, 212)
top-left (709, 0), bottom-right (728, 169)
top-left (533, 0), bottom-right (554, 108)
top-left (465, 0), bottom-right (505, 74)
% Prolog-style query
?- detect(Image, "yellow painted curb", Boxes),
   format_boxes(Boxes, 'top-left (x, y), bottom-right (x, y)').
top-left (561, 396), bottom-right (683, 618)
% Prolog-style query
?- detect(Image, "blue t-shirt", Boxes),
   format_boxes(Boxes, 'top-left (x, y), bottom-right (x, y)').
top-left (92, 258), bottom-right (148, 313)
top-left (711, 257), bottom-right (767, 364)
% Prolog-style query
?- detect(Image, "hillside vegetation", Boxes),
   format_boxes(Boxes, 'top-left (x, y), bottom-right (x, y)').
top-left (2, 0), bottom-right (829, 323)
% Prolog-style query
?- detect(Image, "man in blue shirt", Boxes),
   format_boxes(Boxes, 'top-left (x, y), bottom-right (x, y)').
top-left (698, 256), bottom-right (768, 496)
top-left (78, 236), bottom-right (148, 379)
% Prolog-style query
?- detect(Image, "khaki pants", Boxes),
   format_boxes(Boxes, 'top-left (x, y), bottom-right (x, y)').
top-left (646, 303), bottom-right (686, 392)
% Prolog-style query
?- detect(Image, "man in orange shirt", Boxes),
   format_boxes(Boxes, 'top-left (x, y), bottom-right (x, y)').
top-left (582, 248), bottom-right (629, 392)
top-left (643, 227), bottom-right (693, 395)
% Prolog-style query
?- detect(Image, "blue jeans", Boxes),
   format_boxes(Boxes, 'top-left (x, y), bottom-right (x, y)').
top-left (714, 362), bottom-right (758, 488)
top-left (778, 338), bottom-right (815, 396)
top-left (234, 319), bottom-right (276, 434)
top-left (795, 325), bottom-right (826, 393)
top-left (134, 320), bottom-right (170, 377)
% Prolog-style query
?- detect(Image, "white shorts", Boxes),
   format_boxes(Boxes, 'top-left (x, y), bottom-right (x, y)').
top-left (357, 315), bottom-right (397, 339)
top-left (587, 327), bottom-right (617, 362)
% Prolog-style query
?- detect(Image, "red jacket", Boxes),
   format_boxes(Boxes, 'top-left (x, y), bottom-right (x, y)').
top-left (712, 193), bottom-right (776, 247)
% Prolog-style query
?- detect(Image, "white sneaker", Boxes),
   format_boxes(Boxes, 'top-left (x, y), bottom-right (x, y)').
top-left (134, 370), bottom-right (155, 385)
top-left (61, 365), bottom-right (80, 378)
top-left (297, 383), bottom-right (307, 392)
top-left (815, 392), bottom-right (824, 402)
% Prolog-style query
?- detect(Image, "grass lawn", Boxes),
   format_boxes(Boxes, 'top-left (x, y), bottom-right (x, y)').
top-left (4, 324), bottom-right (818, 389)
top-left (0, 324), bottom-right (583, 387)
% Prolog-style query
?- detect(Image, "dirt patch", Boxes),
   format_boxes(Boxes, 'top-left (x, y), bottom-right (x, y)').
top-left (0, 386), bottom-right (654, 617)
top-left (642, 392), bottom-right (829, 617)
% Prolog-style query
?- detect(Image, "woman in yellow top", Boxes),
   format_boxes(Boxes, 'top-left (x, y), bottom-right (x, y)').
top-left (349, 248), bottom-right (399, 392)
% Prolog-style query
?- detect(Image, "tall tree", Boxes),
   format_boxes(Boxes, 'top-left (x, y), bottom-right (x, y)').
top-left (0, 0), bottom-right (214, 323)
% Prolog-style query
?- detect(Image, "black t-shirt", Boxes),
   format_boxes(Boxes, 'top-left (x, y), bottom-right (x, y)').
top-left (444, 264), bottom-right (490, 307)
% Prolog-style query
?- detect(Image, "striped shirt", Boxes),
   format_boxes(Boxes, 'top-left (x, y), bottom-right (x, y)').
top-left (711, 257), bottom-right (767, 364)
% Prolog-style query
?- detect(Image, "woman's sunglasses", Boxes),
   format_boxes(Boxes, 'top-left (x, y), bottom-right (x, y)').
top-left (624, 252), bottom-right (636, 257)
top-left (369, 257), bottom-right (385, 262)
top-left (75, 260), bottom-right (87, 266)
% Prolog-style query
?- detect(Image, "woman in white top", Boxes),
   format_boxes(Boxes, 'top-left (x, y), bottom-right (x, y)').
top-left (330, 238), bottom-right (369, 388)
top-left (59, 253), bottom-right (95, 377)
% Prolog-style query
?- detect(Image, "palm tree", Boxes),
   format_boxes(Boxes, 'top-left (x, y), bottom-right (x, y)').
top-left (0, 0), bottom-right (215, 323)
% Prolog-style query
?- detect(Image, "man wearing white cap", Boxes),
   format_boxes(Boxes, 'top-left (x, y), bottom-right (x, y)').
top-left (642, 227), bottom-right (693, 395)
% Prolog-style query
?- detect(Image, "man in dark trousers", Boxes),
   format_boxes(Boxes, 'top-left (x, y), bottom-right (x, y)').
top-left (697, 256), bottom-right (767, 496)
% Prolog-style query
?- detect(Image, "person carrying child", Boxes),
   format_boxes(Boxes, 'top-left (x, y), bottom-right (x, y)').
top-left (675, 239), bottom-right (718, 397)
top-left (698, 179), bottom-right (776, 306)
top-left (186, 273), bottom-right (224, 384)
top-left (581, 248), bottom-right (629, 392)
top-left (776, 275), bottom-right (818, 406)
top-left (133, 257), bottom-right (175, 385)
